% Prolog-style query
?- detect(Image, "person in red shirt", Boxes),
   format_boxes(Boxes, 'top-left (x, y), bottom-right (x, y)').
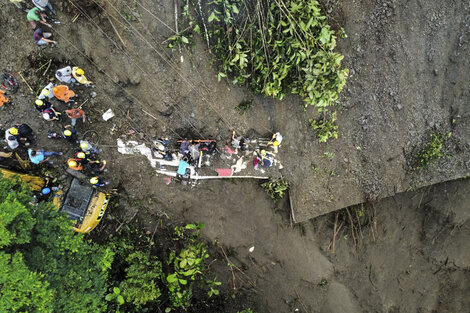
top-left (65, 108), bottom-right (85, 126)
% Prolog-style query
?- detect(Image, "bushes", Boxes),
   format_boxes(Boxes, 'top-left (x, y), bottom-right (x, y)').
top-left (0, 174), bottom-right (113, 313)
top-left (414, 132), bottom-right (451, 169)
top-left (261, 177), bottom-right (289, 203)
top-left (178, 0), bottom-right (347, 142)
top-left (205, 0), bottom-right (348, 110)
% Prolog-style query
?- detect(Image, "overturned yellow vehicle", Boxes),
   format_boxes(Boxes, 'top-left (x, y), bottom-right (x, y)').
top-left (1, 168), bottom-right (108, 233)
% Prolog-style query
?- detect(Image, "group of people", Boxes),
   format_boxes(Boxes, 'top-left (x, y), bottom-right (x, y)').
top-left (2, 62), bottom-right (109, 189)
top-left (159, 131), bottom-right (282, 180)
top-left (22, 0), bottom-right (58, 46)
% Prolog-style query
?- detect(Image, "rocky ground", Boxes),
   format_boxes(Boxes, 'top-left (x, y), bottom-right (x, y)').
top-left (0, 0), bottom-right (469, 312)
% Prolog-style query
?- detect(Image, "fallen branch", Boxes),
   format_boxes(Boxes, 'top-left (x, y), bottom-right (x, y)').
top-left (142, 109), bottom-right (159, 121)
top-left (294, 288), bottom-right (309, 313)
top-left (43, 59), bottom-right (52, 76)
top-left (346, 208), bottom-right (358, 247)
top-left (220, 247), bottom-right (237, 290)
top-left (78, 99), bottom-right (89, 110)
top-left (115, 210), bottom-right (137, 233)
top-left (355, 207), bottom-right (364, 239)
top-left (197, 0), bottom-right (211, 50)
top-left (107, 14), bottom-right (127, 49)
top-left (331, 213), bottom-right (338, 254)
top-left (148, 222), bottom-right (159, 257)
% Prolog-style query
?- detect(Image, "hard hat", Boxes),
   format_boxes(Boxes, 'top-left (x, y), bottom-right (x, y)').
top-left (64, 130), bottom-right (72, 136)
top-left (41, 187), bottom-right (51, 195)
top-left (273, 140), bottom-right (280, 147)
top-left (10, 127), bottom-right (18, 135)
top-left (260, 149), bottom-right (266, 156)
top-left (35, 99), bottom-right (44, 106)
top-left (41, 89), bottom-right (50, 96)
top-left (76, 68), bottom-right (85, 75)
top-left (76, 152), bottom-right (85, 159)
top-left (42, 113), bottom-right (51, 120)
top-left (80, 142), bottom-right (89, 150)
top-left (68, 160), bottom-right (77, 167)
top-left (90, 177), bottom-right (99, 184)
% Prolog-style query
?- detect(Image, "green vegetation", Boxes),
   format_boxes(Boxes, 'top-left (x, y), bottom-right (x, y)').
top-left (0, 174), bottom-right (223, 312)
top-left (235, 99), bottom-right (254, 114)
top-left (174, 0), bottom-right (347, 142)
top-left (414, 132), bottom-right (451, 169)
top-left (310, 110), bottom-right (338, 142)
top-left (261, 177), bottom-right (289, 203)
top-left (0, 174), bottom-right (113, 313)
top-left (201, 0), bottom-right (348, 110)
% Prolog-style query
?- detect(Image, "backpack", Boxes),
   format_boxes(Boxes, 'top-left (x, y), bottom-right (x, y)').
top-left (1, 73), bottom-right (18, 94)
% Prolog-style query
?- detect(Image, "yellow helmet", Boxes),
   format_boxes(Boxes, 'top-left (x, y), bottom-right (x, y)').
top-left (273, 140), bottom-right (280, 147)
top-left (90, 177), bottom-right (99, 184)
top-left (76, 152), bottom-right (86, 159)
top-left (260, 149), bottom-right (266, 156)
top-left (35, 99), bottom-right (43, 106)
top-left (76, 68), bottom-right (85, 76)
top-left (10, 127), bottom-right (18, 135)
top-left (68, 160), bottom-right (77, 167)
top-left (41, 89), bottom-right (49, 96)
top-left (64, 130), bottom-right (72, 136)
top-left (80, 142), bottom-right (89, 150)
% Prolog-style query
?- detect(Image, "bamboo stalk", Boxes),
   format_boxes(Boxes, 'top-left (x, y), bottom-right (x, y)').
top-left (107, 14), bottom-right (127, 49)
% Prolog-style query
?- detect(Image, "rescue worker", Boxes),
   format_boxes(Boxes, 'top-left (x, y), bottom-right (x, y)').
top-left (90, 177), bottom-right (109, 187)
top-left (12, 123), bottom-right (34, 143)
top-left (65, 108), bottom-right (85, 126)
top-left (62, 125), bottom-right (78, 143)
top-left (26, 7), bottom-right (51, 29)
top-left (231, 131), bottom-right (249, 151)
top-left (42, 106), bottom-right (61, 121)
top-left (67, 159), bottom-right (83, 171)
top-left (259, 150), bottom-right (274, 167)
top-left (87, 160), bottom-right (107, 174)
top-left (55, 66), bottom-right (75, 84)
top-left (52, 85), bottom-right (75, 103)
top-left (34, 99), bottom-right (52, 112)
top-left (176, 157), bottom-right (190, 179)
top-left (37, 82), bottom-right (54, 100)
top-left (28, 148), bottom-right (62, 164)
top-left (72, 67), bottom-right (93, 86)
top-left (5, 128), bottom-right (19, 150)
top-left (74, 151), bottom-right (105, 173)
top-left (0, 90), bottom-right (10, 107)
top-left (80, 140), bottom-right (99, 154)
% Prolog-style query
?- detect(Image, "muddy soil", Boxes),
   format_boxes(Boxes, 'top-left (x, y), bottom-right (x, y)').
top-left (0, 0), bottom-right (469, 312)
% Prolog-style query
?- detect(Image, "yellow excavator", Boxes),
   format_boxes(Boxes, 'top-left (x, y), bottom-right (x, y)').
top-left (0, 168), bottom-right (109, 233)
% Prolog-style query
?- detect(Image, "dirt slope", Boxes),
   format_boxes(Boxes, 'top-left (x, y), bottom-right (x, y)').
top-left (1, 0), bottom-right (469, 312)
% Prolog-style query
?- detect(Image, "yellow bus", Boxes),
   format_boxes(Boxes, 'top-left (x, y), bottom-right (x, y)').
top-left (0, 168), bottom-right (109, 233)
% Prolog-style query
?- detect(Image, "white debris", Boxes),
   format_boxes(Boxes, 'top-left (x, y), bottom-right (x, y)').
top-left (102, 108), bottom-right (115, 121)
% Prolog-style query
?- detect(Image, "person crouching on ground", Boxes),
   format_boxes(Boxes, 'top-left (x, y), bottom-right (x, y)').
top-left (90, 177), bottom-right (109, 187)
top-left (26, 7), bottom-right (51, 29)
top-left (72, 67), bottom-right (94, 87)
top-left (52, 85), bottom-right (75, 103)
top-left (33, 28), bottom-right (56, 46)
top-left (42, 106), bottom-right (61, 121)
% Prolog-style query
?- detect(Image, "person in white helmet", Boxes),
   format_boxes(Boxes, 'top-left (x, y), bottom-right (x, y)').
top-left (37, 82), bottom-right (54, 100)
top-left (55, 66), bottom-right (75, 84)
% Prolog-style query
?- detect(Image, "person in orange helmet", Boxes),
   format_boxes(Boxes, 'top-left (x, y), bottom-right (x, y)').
top-left (0, 90), bottom-right (10, 107)
top-left (52, 85), bottom-right (76, 103)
